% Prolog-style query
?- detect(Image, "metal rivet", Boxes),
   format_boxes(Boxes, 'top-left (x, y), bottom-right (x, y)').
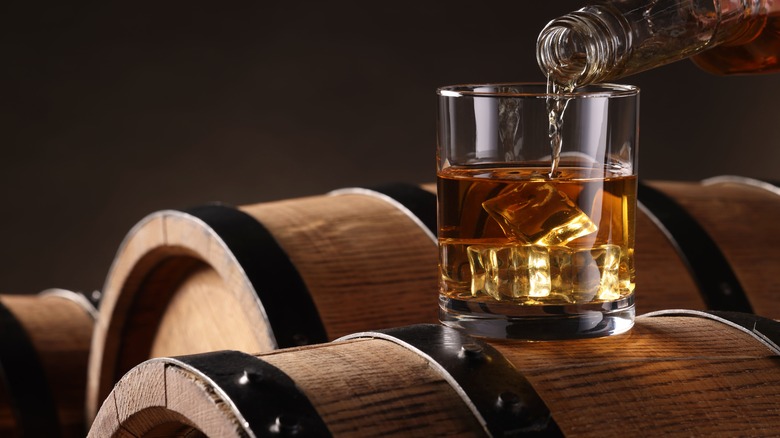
top-left (269, 413), bottom-right (302, 435)
top-left (497, 391), bottom-right (520, 407)
top-left (238, 369), bottom-right (263, 385)
top-left (496, 391), bottom-right (526, 416)
top-left (459, 343), bottom-right (484, 360)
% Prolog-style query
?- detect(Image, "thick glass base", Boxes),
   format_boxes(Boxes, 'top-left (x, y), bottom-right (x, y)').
top-left (439, 294), bottom-right (635, 341)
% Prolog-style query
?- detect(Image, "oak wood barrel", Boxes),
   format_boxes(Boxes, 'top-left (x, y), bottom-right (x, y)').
top-left (86, 184), bottom-right (440, 420)
top-left (637, 176), bottom-right (780, 314)
top-left (87, 177), bottom-right (780, 421)
top-left (88, 311), bottom-right (780, 437)
top-left (0, 289), bottom-right (96, 438)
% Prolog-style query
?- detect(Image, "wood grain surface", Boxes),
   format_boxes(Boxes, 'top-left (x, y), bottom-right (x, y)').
top-left (87, 190), bottom-right (439, 421)
top-left (87, 179), bottom-right (780, 427)
top-left (89, 315), bottom-right (780, 437)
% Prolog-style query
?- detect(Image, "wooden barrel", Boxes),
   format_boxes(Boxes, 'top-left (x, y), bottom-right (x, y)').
top-left (637, 176), bottom-right (780, 314)
top-left (88, 311), bottom-right (780, 437)
top-left (86, 177), bottom-right (780, 420)
top-left (86, 184), bottom-right (440, 420)
top-left (0, 289), bottom-right (96, 438)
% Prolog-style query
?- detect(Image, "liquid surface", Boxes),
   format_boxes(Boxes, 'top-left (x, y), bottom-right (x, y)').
top-left (438, 166), bottom-right (636, 306)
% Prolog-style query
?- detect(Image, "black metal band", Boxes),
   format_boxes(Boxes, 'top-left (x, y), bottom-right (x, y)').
top-left (184, 204), bottom-right (328, 348)
top-left (368, 183), bottom-right (438, 236)
top-left (171, 350), bottom-right (332, 437)
top-left (0, 300), bottom-right (61, 437)
top-left (637, 182), bottom-right (753, 313)
top-left (641, 309), bottom-right (780, 354)
top-left (338, 324), bottom-right (562, 437)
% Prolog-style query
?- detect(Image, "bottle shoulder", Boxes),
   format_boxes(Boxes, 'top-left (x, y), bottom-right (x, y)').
top-left (691, 12), bottom-right (780, 75)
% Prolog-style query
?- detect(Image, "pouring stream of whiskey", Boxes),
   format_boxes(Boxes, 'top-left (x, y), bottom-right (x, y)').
top-left (546, 77), bottom-right (574, 177)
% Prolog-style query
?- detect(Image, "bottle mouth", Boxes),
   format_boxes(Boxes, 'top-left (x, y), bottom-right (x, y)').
top-left (536, 23), bottom-right (589, 86)
top-left (536, 8), bottom-right (630, 87)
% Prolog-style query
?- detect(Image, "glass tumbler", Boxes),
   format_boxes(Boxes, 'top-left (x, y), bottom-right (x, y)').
top-left (437, 83), bottom-right (639, 340)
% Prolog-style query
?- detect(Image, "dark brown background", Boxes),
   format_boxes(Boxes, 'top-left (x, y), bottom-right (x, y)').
top-left (1, 1), bottom-right (778, 295)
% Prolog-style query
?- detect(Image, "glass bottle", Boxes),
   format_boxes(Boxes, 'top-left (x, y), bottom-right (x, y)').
top-left (537, 0), bottom-right (780, 87)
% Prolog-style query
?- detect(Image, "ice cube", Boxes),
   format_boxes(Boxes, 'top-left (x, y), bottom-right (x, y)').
top-left (468, 245), bottom-right (514, 300)
top-left (467, 245), bottom-right (488, 298)
top-left (466, 244), bottom-right (551, 300)
top-left (595, 244), bottom-right (622, 300)
top-left (527, 246), bottom-right (551, 298)
top-left (482, 182), bottom-right (597, 245)
top-left (548, 246), bottom-right (573, 297)
top-left (466, 242), bottom-right (625, 304)
top-left (572, 245), bottom-right (622, 301)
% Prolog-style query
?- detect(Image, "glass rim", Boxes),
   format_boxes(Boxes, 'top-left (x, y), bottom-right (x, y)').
top-left (436, 82), bottom-right (639, 99)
